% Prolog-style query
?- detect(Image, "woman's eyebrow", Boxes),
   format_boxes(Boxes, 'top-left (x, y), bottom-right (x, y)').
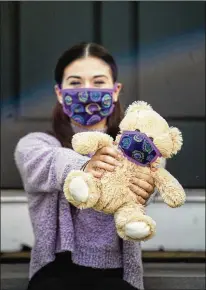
top-left (66, 75), bottom-right (81, 80)
top-left (93, 75), bottom-right (108, 79)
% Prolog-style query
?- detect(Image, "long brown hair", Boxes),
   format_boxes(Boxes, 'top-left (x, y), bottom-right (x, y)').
top-left (51, 42), bottom-right (124, 148)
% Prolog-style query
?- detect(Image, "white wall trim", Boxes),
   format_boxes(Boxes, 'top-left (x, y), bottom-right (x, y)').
top-left (1, 188), bottom-right (205, 252)
top-left (1, 189), bottom-right (205, 203)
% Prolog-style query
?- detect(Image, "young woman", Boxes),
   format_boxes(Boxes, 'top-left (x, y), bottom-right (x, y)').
top-left (15, 42), bottom-right (162, 290)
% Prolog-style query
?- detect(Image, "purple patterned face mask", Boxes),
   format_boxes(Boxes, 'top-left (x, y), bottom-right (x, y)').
top-left (118, 130), bottom-right (161, 166)
top-left (61, 84), bottom-right (117, 126)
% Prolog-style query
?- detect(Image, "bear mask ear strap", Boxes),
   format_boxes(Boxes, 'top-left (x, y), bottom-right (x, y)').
top-left (169, 127), bottom-right (183, 155)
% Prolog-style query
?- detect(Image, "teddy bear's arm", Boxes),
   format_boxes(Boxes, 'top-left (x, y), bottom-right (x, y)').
top-left (145, 158), bottom-right (166, 206)
top-left (72, 132), bottom-right (114, 155)
top-left (152, 167), bottom-right (186, 208)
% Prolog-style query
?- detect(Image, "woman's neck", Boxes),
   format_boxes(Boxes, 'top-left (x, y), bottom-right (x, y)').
top-left (71, 119), bottom-right (107, 133)
top-left (71, 119), bottom-right (107, 132)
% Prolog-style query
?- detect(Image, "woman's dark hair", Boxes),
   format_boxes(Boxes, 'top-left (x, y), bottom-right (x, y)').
top-left (52, 42), bottom-right (124, 148)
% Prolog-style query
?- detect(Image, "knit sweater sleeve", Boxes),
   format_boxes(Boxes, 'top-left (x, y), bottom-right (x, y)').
top-left (14, 132), bottom-right (90, 194)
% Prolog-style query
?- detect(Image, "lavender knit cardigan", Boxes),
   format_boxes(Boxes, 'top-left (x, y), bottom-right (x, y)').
top-left (14, 128), bottom-right (163, 289)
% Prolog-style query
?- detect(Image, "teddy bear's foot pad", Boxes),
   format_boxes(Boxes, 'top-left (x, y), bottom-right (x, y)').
top-left (69, 177), bottom-right (89, 203)
top-left (64, 170), bottom-right (100, 209)
top-left (125, 221), bottom-right (151, 239)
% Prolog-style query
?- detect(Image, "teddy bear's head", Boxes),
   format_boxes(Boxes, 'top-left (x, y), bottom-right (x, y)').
top-left (118, 101), bottom-right (183, 158)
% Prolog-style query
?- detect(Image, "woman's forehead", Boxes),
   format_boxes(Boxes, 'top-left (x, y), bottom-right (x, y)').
top-left (63, 56), bottom-right (111, 78)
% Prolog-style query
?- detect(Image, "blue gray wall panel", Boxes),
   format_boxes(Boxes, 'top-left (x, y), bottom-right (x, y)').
top-left (1, 2), bottom-right (205, 188)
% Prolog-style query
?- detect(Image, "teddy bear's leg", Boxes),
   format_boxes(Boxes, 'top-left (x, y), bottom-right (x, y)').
top-left (63, 170), bottom-right (100, 209)
top-left (114, 203), bottom-right (156, 241)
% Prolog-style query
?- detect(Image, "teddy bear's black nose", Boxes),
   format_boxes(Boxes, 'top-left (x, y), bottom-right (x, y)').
top-left (149, 137), bottom-right (154, 141)
top-left (135, 129), bottom-right (140, 132)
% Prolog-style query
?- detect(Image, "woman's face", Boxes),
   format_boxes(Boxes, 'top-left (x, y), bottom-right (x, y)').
top-left (55, 56), bottom-right (121, 104)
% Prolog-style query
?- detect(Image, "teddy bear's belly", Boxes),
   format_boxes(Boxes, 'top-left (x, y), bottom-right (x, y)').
top-left (94, 160), bottom-right (139, 214)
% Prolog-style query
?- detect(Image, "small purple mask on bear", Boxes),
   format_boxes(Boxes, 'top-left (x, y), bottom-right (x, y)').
top-left (118, 131), bottom-right (161, 166)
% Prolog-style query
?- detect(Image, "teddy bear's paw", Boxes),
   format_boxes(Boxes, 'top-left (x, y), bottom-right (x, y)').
top-left (69, 177), bottom-right (89, 203)
top-left (64, 171), bottom-right (100, 209)
top-left (123, 215), bottom-right (156, 241)
top-left (163, 192), bottom-right (186, 208)
top-left (125, 221), bottom-right (151, 240)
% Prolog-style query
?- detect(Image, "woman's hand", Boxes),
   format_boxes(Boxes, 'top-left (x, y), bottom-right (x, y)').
top-left (84, 146), bottom-right (155, 204)
top-left (129, 171), bottom-right (155, 205)
top-left (84, 146), bottom-right (122, 178)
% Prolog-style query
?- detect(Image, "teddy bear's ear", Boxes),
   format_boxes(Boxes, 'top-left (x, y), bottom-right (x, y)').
top-left (125, 101), bottom-right (153, 115)
top-left (169, 127), bottom-right (183, 155)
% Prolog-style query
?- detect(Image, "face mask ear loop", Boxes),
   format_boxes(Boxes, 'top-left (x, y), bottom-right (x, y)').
top-left (57, 84), bottom-right (64, 104)
top-left (113, 82), bottom-right (119, 104)
top-left (114, 82), bottom-right (118, 91)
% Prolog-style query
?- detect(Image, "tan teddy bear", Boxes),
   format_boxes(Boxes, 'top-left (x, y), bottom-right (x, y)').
top-left (63, 101), bottom-right (186, 241)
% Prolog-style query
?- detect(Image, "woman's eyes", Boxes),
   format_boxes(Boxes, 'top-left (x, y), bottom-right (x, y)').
top-left (70, 81), bottom-right (81, 86)
top-left (69, 80), bottom-right (105, 87)
top-left (94, 81), bottom-right (105, 86)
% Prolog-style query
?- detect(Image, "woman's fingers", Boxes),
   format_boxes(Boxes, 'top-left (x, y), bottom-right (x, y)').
top-left (134, 171), bottom-right (154, 186)
top-left (131, 177), bottom-right (154, 194)
top-left (98, 154), bottom-right (122, 167)
top-left (129, 183), bottom-right (149, 200)
top-left (93, 160), bottom-right (115, 172)
top-left (129, 183), bottom-right (148, 205)
top-left (99, 146), bottom-right (122, 160)
top-left (84, 146), bottom-right (124, 178)
top-left (90, 170), bottom-right (103, 179)
top-left (136, 195), bottom-right (146, 205)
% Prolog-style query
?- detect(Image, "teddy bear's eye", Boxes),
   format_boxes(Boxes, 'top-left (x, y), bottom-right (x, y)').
top-left (149, 137), bottom-right (154, 141)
